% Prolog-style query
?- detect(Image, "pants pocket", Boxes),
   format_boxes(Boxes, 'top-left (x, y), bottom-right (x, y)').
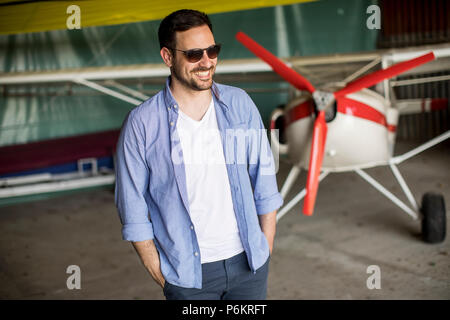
top-left (163, 281), bottom-right (170, 294)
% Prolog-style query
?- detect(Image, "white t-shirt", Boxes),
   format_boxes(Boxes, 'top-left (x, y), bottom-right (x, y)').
top-left (176, 97), bottom-right (244, 263)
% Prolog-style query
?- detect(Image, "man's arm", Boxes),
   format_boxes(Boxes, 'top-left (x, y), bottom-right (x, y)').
top-left (258, 210), bottom-right (277, 255)
top-left (244, 92), bottom-right (282, 256)
top-left (132, 240), bottom-right (165, 288)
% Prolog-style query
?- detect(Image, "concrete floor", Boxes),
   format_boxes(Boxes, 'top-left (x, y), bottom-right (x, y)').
top-left (0, 140), bottom-right (449, 299)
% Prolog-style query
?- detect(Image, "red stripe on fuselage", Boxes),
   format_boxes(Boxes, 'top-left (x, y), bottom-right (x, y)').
top-left (284, 100), bottom-right (314, 126)
top-left (284, 97), bottom-right (396, 132)
top-left (430, 98), bottom-right (448, 111)
top-left (337, 97), bottom-right (396, 132)
top-left (0, 129), bottom-right (120, 175)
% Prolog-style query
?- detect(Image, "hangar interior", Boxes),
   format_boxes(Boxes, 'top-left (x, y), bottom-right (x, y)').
top-left (0, 0), bottom-right (449, 299)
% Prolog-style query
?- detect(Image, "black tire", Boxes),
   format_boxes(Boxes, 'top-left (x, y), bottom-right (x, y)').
top-left (421, 192), bottom-right (446, 243)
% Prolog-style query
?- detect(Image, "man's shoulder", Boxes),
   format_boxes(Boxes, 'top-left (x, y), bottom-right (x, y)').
top-left (127, 90), bottom-right (165, 123)
top-left (214, 82), bottom-right (258, 119)
top-left (214, 82), bottom-right (249, 100)
top-left (214, 82), bottom-right (254, 112)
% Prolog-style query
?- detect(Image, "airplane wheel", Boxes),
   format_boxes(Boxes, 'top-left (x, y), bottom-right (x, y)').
top-left (421, 192), bottom-right (446, 244)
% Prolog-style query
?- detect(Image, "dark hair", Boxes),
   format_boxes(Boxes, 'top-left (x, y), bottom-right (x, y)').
top-left (158, 9), bottom-right (213, 50)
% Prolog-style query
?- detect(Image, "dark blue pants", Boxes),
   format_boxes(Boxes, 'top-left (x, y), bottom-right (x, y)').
top-left (163, 252), bottom-right (270, 300)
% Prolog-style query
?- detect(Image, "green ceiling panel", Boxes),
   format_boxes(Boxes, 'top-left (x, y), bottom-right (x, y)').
top-left (0, 0), bottom-right (378, 147)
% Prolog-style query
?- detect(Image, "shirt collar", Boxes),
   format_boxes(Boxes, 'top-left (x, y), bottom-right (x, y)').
top-left (163, 76), bottom-right (228, 111)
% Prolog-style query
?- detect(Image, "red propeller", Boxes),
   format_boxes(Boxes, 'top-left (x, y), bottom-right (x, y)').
top-left (235, 31), bottom-right (435, 216)
top-left (334, 52), bottom-right (435, 99)
top-left (235, 32), bottom-right (315, 93)
top-left (303, 110), bottom-right (327, 215)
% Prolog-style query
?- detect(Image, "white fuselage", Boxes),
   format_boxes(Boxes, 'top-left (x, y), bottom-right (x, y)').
top-left (276, 89), bottom-right (399, 172)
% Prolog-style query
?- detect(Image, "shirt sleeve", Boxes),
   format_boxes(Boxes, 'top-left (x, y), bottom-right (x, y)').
top-left (114, 111), bottom-right (155, 241)
top-left (245, 93), bottom-right (284, 215)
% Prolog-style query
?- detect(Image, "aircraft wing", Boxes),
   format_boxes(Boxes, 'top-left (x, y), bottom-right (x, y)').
top-left (1, 42), bottom-right (449, 106)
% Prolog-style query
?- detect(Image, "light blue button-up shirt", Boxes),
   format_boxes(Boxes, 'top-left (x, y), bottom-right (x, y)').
top-left (115, 77), bottom-right (283, 289)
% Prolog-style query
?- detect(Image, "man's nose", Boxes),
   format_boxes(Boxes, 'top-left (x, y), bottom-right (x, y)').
top-left (198, 49), bottom-right (213, 67)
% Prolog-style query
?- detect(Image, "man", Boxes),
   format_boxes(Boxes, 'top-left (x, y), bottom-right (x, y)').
top-left (115, 9), bottom-right (283, 300)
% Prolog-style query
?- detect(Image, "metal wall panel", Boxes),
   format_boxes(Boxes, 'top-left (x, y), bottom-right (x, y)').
top-left (378, 0), bottom-right (450, 48)
top-left (378, 0), bottom-right (449, 143)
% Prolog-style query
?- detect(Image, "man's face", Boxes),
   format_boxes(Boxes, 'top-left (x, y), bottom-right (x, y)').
top-left (170, 25), bottom-right (217, 91)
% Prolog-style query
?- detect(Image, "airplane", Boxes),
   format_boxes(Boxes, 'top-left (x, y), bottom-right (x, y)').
top-left (235, 31), bottom-right (449, 244)
top-left (0, 31), bottom-right (447, 245)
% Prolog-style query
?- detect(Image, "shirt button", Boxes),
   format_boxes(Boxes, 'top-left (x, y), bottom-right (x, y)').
top-left (190, 225), bottom-right (194, 230)
top-left (170, 121), bottom-right (174, 126)
top-left (167, 107), bottom-right (171, 111)
top-left (174, 104), bottom-right (177, 109)
top-left (194, 252), bottom-right (199, 257)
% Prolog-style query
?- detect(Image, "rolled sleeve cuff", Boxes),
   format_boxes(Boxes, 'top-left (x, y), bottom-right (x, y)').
top-left (255, 192), bottom-right (284, 215)
top-left (122, 222), bottom-right (155, 242)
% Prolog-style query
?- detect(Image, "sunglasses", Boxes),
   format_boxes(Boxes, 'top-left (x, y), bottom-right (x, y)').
top-left (169, 44), bottom-right (221, 63)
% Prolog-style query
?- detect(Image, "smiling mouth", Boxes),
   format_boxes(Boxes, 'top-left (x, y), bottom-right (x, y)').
top-left (193, 68), bottom-right (213, 80)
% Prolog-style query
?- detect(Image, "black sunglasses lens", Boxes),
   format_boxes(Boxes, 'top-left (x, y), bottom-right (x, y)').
top-left (185, 49), bottom-right (204, 62)
top-left (184, 45), bottom-right (221, 62)
top-left (206, 45), bottom-right (221, 59)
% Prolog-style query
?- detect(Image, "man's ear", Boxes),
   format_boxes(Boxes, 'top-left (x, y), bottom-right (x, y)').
top-left (160, 47), bottom-right (173, 67)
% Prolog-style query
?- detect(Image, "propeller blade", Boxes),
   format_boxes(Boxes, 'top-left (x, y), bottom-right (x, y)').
top-left (334, 52), bottom-right (435, 99)
top-left (334, 52), bottom-right (435, 98)
top-left (303, 111), bottom-right (328, 216)
top-left (236, 31), bottom-right (316, 93)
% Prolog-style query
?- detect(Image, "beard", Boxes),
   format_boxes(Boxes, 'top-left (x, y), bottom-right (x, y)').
top-left (171, 60), bottom-right (215, 92)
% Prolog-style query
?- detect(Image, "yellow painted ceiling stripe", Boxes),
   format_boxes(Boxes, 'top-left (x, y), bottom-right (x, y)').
top-left (0, 0), bottom-right (314, 35)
